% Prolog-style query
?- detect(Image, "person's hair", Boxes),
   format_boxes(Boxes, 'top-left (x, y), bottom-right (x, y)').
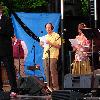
top-left (78, 23), bottom-right (87, 30)
top-left (45, 23), bottom-right (54, 30)
top-left (12, 34), bottom-right (16, 38)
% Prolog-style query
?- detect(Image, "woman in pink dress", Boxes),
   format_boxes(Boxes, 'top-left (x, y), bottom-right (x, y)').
top-left (72, 23), bottom-right (92, 75)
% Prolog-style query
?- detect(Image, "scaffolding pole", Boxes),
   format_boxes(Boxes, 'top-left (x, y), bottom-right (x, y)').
top-left (61, 0), bottom-right (65, 89)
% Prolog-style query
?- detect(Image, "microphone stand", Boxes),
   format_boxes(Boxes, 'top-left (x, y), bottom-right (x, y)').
top-left (31, 45), bottom-right (36, 75)
top-left (69, 51), bottom-right (72, 74)
top-left (33, 45), bottom-right (36, 66)
top-left (45, 36), bottom-right (61, 87)
top-left (47, 49), bottom-right (50, 87)
top-left (18, 43), bottom-right (21, 77)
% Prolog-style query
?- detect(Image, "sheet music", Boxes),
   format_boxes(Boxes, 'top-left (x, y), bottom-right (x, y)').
top-left (69, 39), bottom-right (78, 47)
top-left (39, 36), bottom-right (48, 47)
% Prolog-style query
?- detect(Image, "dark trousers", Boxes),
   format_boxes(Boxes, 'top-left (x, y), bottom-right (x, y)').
top-left (0, 56), bottom-right (17, 92)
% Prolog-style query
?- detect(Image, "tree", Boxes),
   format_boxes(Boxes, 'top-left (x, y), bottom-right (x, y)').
top-left (81, 0), bottom-right (89, 16)
top-left (0, 0), bottom-right (48, 16)
top-left (12, 0), bottom-right (48, 12)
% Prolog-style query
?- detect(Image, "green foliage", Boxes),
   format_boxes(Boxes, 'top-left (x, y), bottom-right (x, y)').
top-left (1, 0), bottom-right (89, 16)
top-left (12, 0), bottom-right (48, 12)
top-left (0, 1), bottom-right (9, 16)
top-left (2, 6), bottom-right (9, 16)
top-left (0, 0), bottom-right (48, 16)
top-left (81, 0), bottom-right (89, 16)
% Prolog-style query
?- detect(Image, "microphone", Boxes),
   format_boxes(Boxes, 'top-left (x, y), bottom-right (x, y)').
top-left (31, 45), bottom-right (35, 53)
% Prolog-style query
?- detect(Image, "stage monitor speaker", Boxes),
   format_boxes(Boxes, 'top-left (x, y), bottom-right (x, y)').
top-left (17, 76), bottom-right (46, 95)
top-left (64, 74), bottom-right (92, 88)
top-left (51, 90), bottom-right (82, 100)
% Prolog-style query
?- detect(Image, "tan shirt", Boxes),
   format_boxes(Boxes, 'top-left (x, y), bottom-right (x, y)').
top-left (43, 32), bottom-right (61, 59)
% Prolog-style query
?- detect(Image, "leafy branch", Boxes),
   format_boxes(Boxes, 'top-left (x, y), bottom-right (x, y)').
top-left (81, 0), bottom-right (89, 16)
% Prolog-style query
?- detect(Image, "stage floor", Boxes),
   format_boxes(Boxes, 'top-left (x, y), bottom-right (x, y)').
top-left (11, 95), bottom-right (52, 100)
top-left (3, 85), bottom-right (52, 100)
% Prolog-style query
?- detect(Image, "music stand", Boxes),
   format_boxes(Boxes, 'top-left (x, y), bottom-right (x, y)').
top-left (81, 28), bottom-right (100, 40)
top-left (81, 28), bottom-right (100, 70)
top-left (31, 45), bottom-right (36, 75)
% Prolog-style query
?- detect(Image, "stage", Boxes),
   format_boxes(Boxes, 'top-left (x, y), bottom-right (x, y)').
top-left (11, 95), bottom-right (51, 100)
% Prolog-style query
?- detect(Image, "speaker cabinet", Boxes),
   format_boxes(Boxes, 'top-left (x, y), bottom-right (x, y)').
top-left (64, 74), bottom-right (92, 88)
top-left (51, 90), bottom-right (82, 100)
top-left (17, 76), bottom-right (46, 95)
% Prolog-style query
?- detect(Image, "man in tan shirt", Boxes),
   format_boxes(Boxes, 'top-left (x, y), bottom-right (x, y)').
top-left (40, 23), bottom-right (61, 91)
